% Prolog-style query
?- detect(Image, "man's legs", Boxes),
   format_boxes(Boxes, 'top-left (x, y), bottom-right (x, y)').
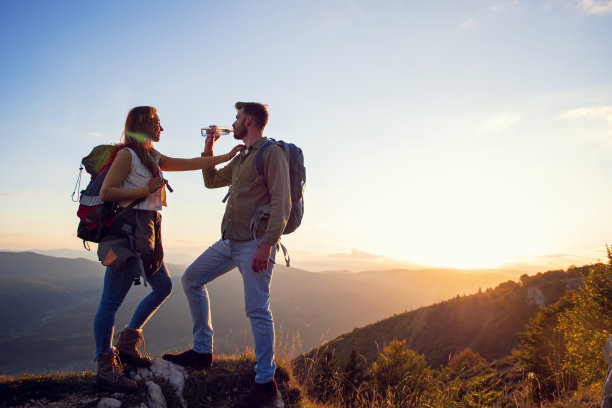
top-left (231, 239), bottom-right (277, 384)
top-left (182, 239), bottom-right (236, 354)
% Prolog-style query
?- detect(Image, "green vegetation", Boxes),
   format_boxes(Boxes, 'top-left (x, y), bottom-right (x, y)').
top-left (293, 258), bottom-right (611, 407)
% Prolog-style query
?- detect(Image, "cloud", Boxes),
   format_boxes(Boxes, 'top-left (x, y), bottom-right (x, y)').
top-left (0, 193), bottom-right (26, 198)
top-left (475, 113), bottom-right (522, 135)
top-left (559, 106), bottom-right (612, 123)
top-left (328, 248), bottom-right (384, 259)
top-left (536, 253), bottom-right (573, 259)
top-left (460, 17), bottom-right (476, 30)
top-left (578, 0), bottom-right (612, 14)
top-left (487, 0), bottom-right (520, 12)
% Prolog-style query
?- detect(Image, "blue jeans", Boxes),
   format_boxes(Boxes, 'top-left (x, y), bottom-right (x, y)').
top-left (93, 258), bottom-right (172, 356)
top-left (182, 238), bottom-right (276, 383)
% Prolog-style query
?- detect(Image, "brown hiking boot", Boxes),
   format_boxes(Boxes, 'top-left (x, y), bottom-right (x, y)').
top-left (95, 350), bottom-right (138, 393)
top-left (162, 349), bottom-right (212, 369)
top-left (115, 326), bottom-right (151, 368)
top-left (233, 379), bottom-right (277, 408)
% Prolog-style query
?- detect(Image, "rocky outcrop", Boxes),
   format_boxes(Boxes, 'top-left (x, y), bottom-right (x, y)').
top-left (133, 358), bottom-right (187, 408)
top-left (525, 287), bottom-right (546, 306)
top-left (5, 357), bottom-right (291, 408)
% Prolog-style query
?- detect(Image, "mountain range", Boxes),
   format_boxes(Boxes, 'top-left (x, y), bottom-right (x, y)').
top-left (0, 251), bottom-right (511, 375)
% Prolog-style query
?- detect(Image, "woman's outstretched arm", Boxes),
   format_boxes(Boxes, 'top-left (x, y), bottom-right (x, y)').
top-left (159, 144), bottom-right (243, 172)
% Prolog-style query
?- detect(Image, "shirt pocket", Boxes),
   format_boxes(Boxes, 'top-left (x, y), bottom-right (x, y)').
top-left (235, 160), bottom-right (259, 184)
top-left (134, 165), bottom-right (152, 178)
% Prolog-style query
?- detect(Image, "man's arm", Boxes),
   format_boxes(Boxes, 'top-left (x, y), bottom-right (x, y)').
top-left (201, 152), bottom-right (234, 188)
top-left (262, 146), bottom-right (292, 245)
top-left (251, 146), bottom-right (291, 272)
top-left (200, 131), bottom-right (236, 188)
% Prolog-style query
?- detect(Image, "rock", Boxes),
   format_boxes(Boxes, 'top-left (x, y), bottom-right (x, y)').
top-left (149, 358), bottom-right (189, 407)
top-left (525, 287), bottom-right (545, 306)
top-left (135, 366), bottom-right (153, 381)
top-left (82, 397), bottom-right (100, 407)
top-left (128, 358), bottom-right (188, 408)
top-left (146, 381), bottom-right (167, 408)
top-left (149, 358), bottom-right (188, 391)
top-left (97, 397), bottom-right (122, 408)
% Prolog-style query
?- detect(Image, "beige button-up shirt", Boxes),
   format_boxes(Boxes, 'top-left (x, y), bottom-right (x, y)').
top-left (202, 137), bottom-right (291, 246)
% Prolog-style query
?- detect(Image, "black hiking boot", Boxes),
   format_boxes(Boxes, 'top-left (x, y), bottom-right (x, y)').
top-left (233, 379), bottom-right (277, 408)
top-left (162, 349), bottom-right (212, 369)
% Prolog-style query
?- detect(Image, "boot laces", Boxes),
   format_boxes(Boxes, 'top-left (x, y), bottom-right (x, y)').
top-left (137, 334), bottom-right (147, 358)
top-left (112, 349), bottom-right (126, 380)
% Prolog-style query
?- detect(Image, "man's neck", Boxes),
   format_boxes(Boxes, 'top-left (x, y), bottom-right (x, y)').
top-left (243, 131), bottom-right (264, 149)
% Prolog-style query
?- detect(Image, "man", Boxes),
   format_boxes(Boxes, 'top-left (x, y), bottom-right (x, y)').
top-left (163, 102), bottom-right (291, 408)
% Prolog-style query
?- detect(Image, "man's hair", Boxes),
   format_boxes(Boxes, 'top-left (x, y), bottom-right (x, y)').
top-left (235, 102), bottom-right (268, 129)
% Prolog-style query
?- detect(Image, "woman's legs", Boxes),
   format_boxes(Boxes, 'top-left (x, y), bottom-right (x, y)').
top-left (93, 258), bottom-right (139, 356)
top-left (128, 261), bottom-right (172, 329)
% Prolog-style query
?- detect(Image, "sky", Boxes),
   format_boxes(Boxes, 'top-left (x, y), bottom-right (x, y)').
top-left (1, 0), bottom-right (612, 273)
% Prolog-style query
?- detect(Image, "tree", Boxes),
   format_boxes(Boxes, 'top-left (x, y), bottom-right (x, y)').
top-left (518, 295), bottom-right (575, 399)
top-left (367, 339), bottom-right (433, 405)
top-left (518, 248), bottom-right (612, 400)
top-left (340, 342), bottom-right (367, 405)
top-left (556, 258), bottom-right (612, 384)
top-left (447, 348), bottom-right (487, 376)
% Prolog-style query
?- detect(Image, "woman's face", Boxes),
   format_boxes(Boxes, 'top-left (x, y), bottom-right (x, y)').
top-left (145, 113), bottom-right (163, 142)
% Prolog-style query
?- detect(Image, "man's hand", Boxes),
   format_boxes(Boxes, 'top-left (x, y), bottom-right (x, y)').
top-left (252, 242), bottom-right (273, 272)
top-left (204, 125), bottom-right (221, 154)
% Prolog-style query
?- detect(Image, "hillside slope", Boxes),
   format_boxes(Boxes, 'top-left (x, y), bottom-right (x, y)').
top-left (296, 266), bottom-right (588, 370)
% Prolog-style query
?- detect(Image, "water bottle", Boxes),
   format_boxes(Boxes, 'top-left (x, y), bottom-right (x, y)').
top-left (201, 127), bottom-right (233, 137)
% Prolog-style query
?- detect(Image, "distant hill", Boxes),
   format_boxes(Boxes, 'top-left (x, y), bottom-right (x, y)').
top-left (295, 266), bottom-right (588, 370)
top-left (0, 251), bottom-right (513, 375)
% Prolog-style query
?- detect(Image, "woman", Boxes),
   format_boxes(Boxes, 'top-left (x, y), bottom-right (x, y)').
top-left (93, 106), bottom-right (240, 393)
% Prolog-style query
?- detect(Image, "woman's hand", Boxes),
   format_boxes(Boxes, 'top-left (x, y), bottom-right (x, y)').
top-left (147, 177), bottom-right (164, 194)
top-left (221, 144), bottom-right (244, 161)
top-left (228, 144), bottom-right (244, 158)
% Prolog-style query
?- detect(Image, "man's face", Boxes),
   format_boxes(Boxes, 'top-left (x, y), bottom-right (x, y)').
top-left (232, 108), bottom-right (248, 140)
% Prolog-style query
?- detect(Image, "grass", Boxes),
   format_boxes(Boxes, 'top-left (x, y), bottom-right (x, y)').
top-left (0, 353), bottom-right (321, 408)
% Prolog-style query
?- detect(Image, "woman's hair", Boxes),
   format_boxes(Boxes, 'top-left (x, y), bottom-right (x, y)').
top-left (121, 106), bottom-right (160, 176)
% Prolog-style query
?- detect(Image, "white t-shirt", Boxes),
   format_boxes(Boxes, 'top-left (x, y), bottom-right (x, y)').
top-left (119, 148), bottom-right (164, 211)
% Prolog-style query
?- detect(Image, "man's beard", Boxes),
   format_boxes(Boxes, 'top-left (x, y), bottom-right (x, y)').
top-left (233, 124), bottom-right (247, 140)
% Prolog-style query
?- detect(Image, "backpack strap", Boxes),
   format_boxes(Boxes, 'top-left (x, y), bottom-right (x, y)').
top-left (254, 139), bottom-right (276, 187)
top-left (276, 241), bottom-right (290, 267)
top-left (71, 164), bottom-right (83, 203)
